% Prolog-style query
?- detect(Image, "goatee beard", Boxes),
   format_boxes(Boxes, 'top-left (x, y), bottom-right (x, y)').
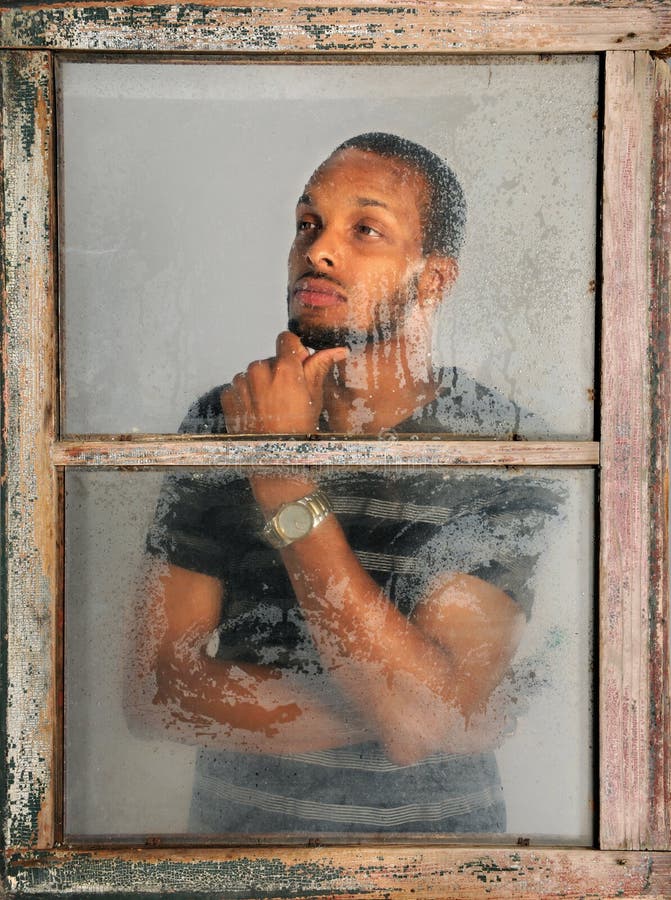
top-left (287, 277), bottom-right (419, 352)
top-left (287, 317), bottom-right (377, 352)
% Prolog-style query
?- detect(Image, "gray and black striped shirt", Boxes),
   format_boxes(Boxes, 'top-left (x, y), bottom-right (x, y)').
top-left (146, 370), bottom-right (563, 835)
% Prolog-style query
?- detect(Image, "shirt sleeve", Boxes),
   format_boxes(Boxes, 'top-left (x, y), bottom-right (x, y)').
top-left (144, 388), bottom-right (243, 580)
top-left (330, 470), bottom-right (566, 622)
top-left (146, 469), bottom-right (245, 581)
top-left (409, 474), bottom-right (567, 620)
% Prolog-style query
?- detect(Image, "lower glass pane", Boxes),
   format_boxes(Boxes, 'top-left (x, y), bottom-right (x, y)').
top-left (64, 466), bottom-right (594, 843)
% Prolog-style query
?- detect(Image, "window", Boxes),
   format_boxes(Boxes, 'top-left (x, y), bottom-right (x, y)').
top-left (60, 55), bottom-right (597, 846)
top-left (1, 3), bottom-right (669, 895)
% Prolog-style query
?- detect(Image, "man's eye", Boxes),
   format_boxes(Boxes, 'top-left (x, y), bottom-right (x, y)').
top-left (356, 224), bottom-right (382, 237)
top-left (297, 220), bottom-right (318, 232)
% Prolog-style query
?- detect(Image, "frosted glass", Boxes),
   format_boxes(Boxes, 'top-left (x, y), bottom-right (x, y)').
top-left (65, 467), bottom-right (594, 842)
top-left (60, 58), bottom-right (597, 438)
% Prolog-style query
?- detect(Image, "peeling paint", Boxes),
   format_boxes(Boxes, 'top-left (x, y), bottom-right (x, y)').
top-left (3, 847), bottom-right (670, 896)
top-left (1, 49), bottom-right (57, 854)
top-left (4, 55), bottom-right (38, 158)
top-left (50, 439), bottom-right (600, 469)
top-left (0, 42), bottom-right (9, 895)
top-left (0, 3), bottom-right (670, 53)
top-left (0, 3), bottom-right (669, 896)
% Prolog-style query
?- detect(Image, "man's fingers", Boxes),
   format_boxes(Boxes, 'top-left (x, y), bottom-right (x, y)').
top-left (246, 358), bottom-right (273, 390)
top-left (232, 372), bottom-right (252, 406)
top-left (221, 386), bottom-right (243, 433)
top-left (276, 330), bottom-right (310, 366)
top-left (222, 373), bottom-right (256, 433)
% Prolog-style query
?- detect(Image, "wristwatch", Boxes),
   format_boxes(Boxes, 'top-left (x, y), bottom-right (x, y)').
top-left (262, 489), bottom-right (332, 549)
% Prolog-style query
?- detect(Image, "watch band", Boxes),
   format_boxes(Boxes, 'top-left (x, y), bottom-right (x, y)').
top-left (262, 489), bottom-right (333, 549)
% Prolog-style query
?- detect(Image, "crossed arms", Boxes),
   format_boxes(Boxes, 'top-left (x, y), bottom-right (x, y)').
top-left (129, 335), bottom-right (525, 764)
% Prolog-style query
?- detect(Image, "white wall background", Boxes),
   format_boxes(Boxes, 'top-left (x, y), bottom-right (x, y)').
top-left (60, 58), bottom-right (598, 438)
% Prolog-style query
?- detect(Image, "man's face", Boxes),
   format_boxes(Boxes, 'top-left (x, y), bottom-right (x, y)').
top-left (287, 148), bottom-right (432, 351)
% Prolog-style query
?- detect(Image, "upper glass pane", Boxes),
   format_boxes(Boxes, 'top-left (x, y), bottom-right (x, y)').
top-left (59, 57), bottom-right (598, 437)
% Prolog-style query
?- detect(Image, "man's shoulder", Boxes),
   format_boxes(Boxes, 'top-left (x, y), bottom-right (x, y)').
top-left (395, 367), bottom-right (548, 439)
top-left (179, 385), bottom-right (227, 434)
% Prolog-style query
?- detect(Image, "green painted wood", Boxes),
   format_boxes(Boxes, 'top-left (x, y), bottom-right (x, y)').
top-left (4, 846), bottom-right (671, 897)
top-left (0, 48), bottom-right (58, 852)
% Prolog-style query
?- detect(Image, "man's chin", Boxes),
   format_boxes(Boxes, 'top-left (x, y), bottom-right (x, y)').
top-left (288, 318), bottom-right (371, 352)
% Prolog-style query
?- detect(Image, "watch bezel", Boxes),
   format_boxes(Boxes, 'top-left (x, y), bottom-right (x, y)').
top-left (275, 501), bottom-right (314, 541)
top-left (262, 489), bottom-right (332, 549)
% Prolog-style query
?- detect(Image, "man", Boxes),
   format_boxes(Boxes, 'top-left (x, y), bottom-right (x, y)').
top-left (136, 133), bottom-right (561, 835)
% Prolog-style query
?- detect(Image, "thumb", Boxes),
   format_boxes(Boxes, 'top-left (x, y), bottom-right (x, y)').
top-left (276, 330), bottom-right (311, 366)
top-left (303, 347), bottom-right (349, 395)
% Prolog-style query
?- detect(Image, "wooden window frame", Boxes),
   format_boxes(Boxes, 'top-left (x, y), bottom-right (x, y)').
top-left (1, 2), bottom-right (670, 895)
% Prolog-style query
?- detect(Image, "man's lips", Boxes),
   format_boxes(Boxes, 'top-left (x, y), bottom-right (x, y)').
top-left (293, 279), bottom-right (346, 308)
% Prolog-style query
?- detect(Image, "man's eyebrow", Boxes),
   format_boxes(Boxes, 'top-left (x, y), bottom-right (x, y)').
top-left (356, 197), bottom-right (389, 210)
top-left (296, 194), bottom-right (390, 210)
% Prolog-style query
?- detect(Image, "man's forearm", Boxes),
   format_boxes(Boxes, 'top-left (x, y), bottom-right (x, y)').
top-left (283, 517), bottom-right (466, 764)
top-left (128, 558), bottom-right (371, 755)
top-left (135, 652), bottom-right (370, 755)
top-left (250, 474), bottom-right (521, 764)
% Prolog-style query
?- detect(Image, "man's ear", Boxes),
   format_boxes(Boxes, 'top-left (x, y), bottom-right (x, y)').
top-left (416, 255), bottom-right (459, 307)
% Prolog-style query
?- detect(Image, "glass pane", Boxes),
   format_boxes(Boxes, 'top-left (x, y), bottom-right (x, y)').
top-left (60, 58), bottom-right (597, 438)
top-left (65, 467), bottom-right (594, 843)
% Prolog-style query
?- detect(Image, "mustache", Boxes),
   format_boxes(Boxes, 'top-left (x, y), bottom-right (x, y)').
top-left (294, 270), bottom-right (346, 291)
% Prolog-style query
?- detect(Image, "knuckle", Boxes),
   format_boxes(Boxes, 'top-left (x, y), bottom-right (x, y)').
top-left (248, 359), bottom-right (263, 372)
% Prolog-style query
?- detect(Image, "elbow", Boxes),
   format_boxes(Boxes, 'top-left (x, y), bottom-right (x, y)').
top-left (382, 719), bottom-right (451, 766)
top-left (123, 641), bottom-right (184, 740)
top-left (378, 691), bottom-right (462, 766)
top-left (379, 685), bottom-right (500, 763)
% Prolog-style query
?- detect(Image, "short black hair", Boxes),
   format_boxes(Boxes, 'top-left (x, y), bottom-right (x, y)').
top-left (332, 132), bottom-right (466, 259)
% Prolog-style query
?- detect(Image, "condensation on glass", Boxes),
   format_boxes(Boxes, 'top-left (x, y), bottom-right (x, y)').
top-left (64, 467), bottom-right (594, 843)
top-left (59, 58), bottom-right (598, 438)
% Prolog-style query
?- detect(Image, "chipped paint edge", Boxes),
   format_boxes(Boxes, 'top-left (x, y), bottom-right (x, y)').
top-left (0, 49), bottom-right (57, 858)
top-left (3, 846), bottom-right (671, 897)
top-left (51, 439), bottom-right (600, 468)
top-left (0, 19), bottom-right (668, 898)
top-left (0, 2), bottom-right (670, 54)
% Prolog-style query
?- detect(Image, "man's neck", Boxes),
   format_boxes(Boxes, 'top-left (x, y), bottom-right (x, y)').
top-left (322, 331), bottom-right (438, 434)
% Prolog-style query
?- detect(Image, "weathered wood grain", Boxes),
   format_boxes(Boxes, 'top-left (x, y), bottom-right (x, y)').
top-left (4, 846), bottom-right (671, 897)
top-left (601, 51), bottom-right (649, 852)
top-left (645, 55), bottom-right (671, 850)
top-left (0, 10), bottom-right (667, 897)
top-left (600, 51), bottom-right (671, 851)
top-left (0, 1), bottom-right (670, 54)
top-left (0, 50), bottom-right (58, 851)
top-left (51, 439), bottom-right (600, 467)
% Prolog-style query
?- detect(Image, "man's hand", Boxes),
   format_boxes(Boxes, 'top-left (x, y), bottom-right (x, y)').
top-left (221, 331), bottom-right (348, 434)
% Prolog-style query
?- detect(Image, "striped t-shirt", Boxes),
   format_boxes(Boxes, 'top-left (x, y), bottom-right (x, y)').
top-left (146, 370), bottom-right (563, 835)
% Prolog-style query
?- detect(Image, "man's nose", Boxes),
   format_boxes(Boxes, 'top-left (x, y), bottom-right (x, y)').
top-left (306, 230), bottom-right (336, 269)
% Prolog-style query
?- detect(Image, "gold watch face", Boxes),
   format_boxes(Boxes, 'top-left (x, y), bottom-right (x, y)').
top-left (276, 503), bottom-right (313, 541)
